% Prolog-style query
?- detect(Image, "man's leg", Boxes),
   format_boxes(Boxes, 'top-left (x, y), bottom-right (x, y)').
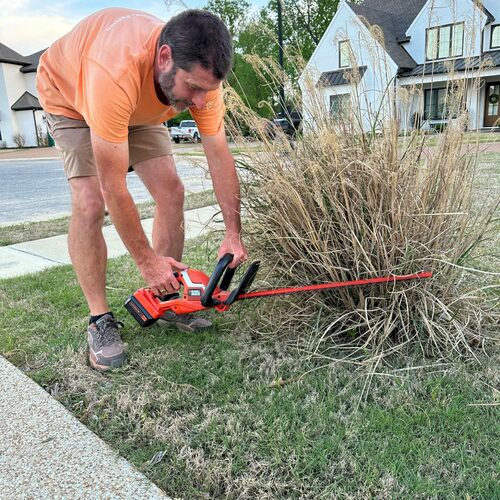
top-left (132, 155), bottom-right (185, 260)
top-left (67, 175), bottom-right (108, 314)
top-left (44, 112), bottom-right (125, 371)
top-left (133, 155), bottom-right (212, 333)
top-left (68, 176), bottom-right (125, 370)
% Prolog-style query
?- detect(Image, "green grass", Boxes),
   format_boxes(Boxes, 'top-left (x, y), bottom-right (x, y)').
top-left (415, 131), bottom-right (500, 147)
top-left (0, 190), bottom-right (216, 246)
top-left (0, 234), bottom-right (498, 498)
top-left (0, 151), bottom-right (498, 498)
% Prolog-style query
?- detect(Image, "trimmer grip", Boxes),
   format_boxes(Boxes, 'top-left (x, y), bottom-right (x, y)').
top-left (220, 266), bottom-right (236, 291)
top-left (201, 253), bottom-right (234, 307)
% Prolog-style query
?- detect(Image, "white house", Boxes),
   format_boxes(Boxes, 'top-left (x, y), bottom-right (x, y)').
top-left (0, 44), bottom-right (46, 148)
top-left (300, 0), bottom-right (500, 132)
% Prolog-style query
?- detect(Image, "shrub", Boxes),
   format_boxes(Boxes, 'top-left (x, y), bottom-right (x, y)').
top-left (13, 133), bottom-right (26, 147)
top-left (37, 124), bottom-right (48, 147)
top-left (224, 52), bottom-right (498, 371)
top-left (433, 123), bottom-right (447, 133)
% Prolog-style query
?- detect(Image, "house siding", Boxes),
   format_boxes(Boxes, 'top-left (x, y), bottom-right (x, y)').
top-left (0, 62), bottom-right (42, 147)
top-left (301, 1), bottom-right (399, 131)
top-left (0, 63), bottom-right (23, 147)
top-left (404, 0), bottom-right (486, 64)
top-left (0, 64), bottom-right (13, 144)
top-left (24, 72), bottom-right (38, 97)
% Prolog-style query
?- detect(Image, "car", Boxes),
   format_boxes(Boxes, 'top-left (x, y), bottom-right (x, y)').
top-left (169, 120), bottom-right (201, 143)
top-left (265, 112), bottom-right (302, 139)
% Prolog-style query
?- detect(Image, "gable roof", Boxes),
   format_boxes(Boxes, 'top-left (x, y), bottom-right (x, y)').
top-left (320, 66), bottom-right (368, 86)
top-left (347, 0), bottom-right (428, 70)
top-left (20, 49), bottom-right (47, 73)
top-left (400, 49), bottom-right (500, 77)
top-left (11, 91), bottom-right (42, 111)
top-left (0, 43), bottom-right (30, 66)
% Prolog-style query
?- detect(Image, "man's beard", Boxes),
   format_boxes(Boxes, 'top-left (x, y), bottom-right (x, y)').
top-left (158, 66), bottom-right (193, 111)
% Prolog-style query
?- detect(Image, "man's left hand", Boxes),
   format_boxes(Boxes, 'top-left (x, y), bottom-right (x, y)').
top-left (218, 233), bottom-right (248, 269)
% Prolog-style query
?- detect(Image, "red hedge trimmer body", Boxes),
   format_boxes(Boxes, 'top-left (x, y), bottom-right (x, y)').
top-left (125, 254), bottom-right (432, 327)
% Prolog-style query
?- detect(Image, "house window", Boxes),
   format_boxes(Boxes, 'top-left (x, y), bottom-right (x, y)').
top-left (339, 40), bottom-right (351, 68)
top-left (330, 94), bottom-right (350, 117)
top-left (492, 25), bottom-right (500, 49)
top-left (426, 23), bottom-right (464, 60)
top-left (424, 88), bottom-right (449, 120)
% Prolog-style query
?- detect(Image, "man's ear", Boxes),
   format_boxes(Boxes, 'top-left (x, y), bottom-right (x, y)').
top-left (157, 44), bottom-right (174, 72)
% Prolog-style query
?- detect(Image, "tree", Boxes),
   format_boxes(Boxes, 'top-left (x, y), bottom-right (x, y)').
top-left (203, 0), bottom-right (342, 117)
top-left (204, 0), bottom-right (250, 39)
top-left (204, 0), bottom-right (275, 117)
top-left (260, 0), bottom-right (340, 68)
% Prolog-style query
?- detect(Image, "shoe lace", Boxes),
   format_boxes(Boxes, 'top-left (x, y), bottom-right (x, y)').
top-left (95, 316), bottom-right (123, 348)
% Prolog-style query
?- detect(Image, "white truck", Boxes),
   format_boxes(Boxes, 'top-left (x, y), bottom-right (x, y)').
top-left (169, 120), bottom-right (201, 143)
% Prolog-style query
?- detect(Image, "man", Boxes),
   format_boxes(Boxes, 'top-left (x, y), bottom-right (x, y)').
top-left (36, 8), bottom-right (247, 372)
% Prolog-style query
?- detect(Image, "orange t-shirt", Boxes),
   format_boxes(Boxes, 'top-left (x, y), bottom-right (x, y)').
top-left (36, 7), bottom-right (225, 143)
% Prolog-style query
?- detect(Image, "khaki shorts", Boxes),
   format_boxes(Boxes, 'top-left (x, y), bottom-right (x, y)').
top-left (45, 113), bottom-right (173, 179)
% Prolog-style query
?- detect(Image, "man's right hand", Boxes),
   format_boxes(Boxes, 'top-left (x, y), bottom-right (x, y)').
top-left (138, 255), bottom-right (188, 296)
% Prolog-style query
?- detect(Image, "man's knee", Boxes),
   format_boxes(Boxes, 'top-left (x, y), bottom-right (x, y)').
top-left (70, 177), bottom-right (105, 222)
top-left (170, 176), bottom-right (185, 205)
top-left (154, 168), bottom-right (185, 208)
top-left (134, 155), bottom-right (185, 208)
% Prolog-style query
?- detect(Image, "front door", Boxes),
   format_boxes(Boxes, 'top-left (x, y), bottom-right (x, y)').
top-left (484, 82), bottom-right (500, 127)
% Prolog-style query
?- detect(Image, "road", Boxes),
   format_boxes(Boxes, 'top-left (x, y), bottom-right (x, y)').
top-left (0, 156), bottom-right (212, 225)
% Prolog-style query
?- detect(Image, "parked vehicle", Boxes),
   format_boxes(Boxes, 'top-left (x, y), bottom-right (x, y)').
top-left (169, 120), bottom-right (201, 143)
top-left (266, 111), bottom-right (302, 139)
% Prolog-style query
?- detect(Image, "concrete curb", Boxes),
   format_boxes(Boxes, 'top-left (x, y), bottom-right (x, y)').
top-left (0, 356), bottom-right (170, 500)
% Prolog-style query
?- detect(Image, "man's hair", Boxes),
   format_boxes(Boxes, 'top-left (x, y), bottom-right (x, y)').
top-left (158, 9), bottom-right (233, 80)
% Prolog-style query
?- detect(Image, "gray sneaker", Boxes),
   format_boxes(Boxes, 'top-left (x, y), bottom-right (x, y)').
top-left (160, 311), bottom-right (212, 333)
top-left (87, 314), bottom-right (126, 371)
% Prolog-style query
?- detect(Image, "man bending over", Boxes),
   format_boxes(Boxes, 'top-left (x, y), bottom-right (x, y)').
top-left (37, 8), bottom-right (247, 371)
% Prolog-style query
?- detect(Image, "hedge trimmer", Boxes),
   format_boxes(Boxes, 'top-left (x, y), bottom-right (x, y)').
top-left (125, 254), bottom-right (432, 327)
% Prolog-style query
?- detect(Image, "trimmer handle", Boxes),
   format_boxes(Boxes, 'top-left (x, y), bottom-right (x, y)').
top-left (201, 253), bottom-right (236, 307)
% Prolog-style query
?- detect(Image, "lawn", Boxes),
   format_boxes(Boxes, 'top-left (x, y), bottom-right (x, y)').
top-left (0, 189), bottom-right (216, 246)
top-left (0, 152), bottom-right (498, 498)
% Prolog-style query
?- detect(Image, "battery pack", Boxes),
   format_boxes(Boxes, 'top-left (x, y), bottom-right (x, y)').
top-left (124, 295), bottom-right (158, 327)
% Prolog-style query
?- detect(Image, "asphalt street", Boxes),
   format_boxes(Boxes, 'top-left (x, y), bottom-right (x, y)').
top-left (0, 156), bottom-right (212, 225)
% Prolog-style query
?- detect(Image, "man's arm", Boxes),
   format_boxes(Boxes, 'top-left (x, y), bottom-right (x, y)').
top-left (91, 132), bottom-right (186, 294)
top-left (201, 124), bottom-right (248, 268)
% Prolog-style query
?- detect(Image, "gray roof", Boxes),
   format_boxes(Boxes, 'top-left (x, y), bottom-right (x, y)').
top-left (346, 0), bottom-right (496, 70)
top-left (0, 43), bottom-right (30, 66)
top-left (11, 91), bottom-right (42, 111)
top-left (400, 50), bottom-right (500, 77)
top-left (320, 66), bottom-right (368, 86)
top-left (20, 49), bottom-right (47, 73)
top-left (347, 0), bottom-right (428, 70)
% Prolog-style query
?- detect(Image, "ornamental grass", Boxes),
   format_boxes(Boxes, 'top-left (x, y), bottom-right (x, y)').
top-left (224, 49), bottom-right (499, 373)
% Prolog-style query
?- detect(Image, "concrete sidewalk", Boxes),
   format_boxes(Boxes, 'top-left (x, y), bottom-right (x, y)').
top-left (0, 205), bottom-right (221, 279)
top-left (0, 204), bottom-right (222, 499)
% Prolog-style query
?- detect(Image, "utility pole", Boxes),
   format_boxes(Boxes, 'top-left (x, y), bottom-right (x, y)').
top-left (277, 0), bottom-right (285, 117)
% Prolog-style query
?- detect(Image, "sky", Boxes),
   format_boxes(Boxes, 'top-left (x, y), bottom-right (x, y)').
top-left (0, 0), bottom-right (268, 56)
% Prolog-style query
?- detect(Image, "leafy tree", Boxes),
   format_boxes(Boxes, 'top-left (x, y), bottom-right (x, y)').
top-left (259, 0), bottom-right (340, 71)
top-left (203, 0), bottom-right (342, 117)
top-left (204, 0), bottom-right (250, 38)
top-left (204, 0), bottom-right (275, 117)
